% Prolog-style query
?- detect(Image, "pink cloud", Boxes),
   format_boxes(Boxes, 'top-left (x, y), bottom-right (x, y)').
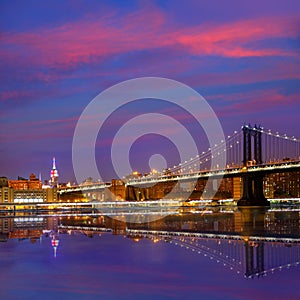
top-left (176, 16), bottom-right (299, 57)
top-left (0, 7), bottom-right (166, 69)
top-left (1, 10), bottom-right (298, 73)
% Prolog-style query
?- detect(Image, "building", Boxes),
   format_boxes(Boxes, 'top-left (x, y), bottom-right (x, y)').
top-left (0, 173), bottom-right (58, 205)
top-left (124, 171), bottom-right (142, 181)
top-left (13, 188), bottom-right (58, 204)
top-left (264, 171), bottom-right (300, 198)
top-left (0, 186), bottom-right (14, 204)
top-left (190, 177), bottom-right (234, 199)
top-left (0, 177), bottom-right (13, 204)
top-left (0, 187), bottom-right (58, 205)
top-left (0, 177), bottom-right (8, 187)
top-left (49, 157), bottom-right (59, 187)
top-left (8, 173), bottom-right (42, 190)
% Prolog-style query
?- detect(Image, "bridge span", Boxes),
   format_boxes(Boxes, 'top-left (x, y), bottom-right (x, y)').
top-left (59, 124), bottom-right (300, 206)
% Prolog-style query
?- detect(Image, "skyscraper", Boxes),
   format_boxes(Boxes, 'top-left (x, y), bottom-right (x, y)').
top-left (50, 157), bottom-right (59, 187)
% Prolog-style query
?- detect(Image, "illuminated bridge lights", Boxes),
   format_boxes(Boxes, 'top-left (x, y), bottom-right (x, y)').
top-left (60, 161), bottom-right (299, 192)
top-left (124, 160), bottom-right (300, 186)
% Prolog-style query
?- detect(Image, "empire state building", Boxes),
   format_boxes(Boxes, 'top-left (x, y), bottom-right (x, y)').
top-left (50, 157), bottom-right (59, 187)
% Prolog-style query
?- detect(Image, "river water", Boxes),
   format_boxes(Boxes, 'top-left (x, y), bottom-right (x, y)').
top-left (0, 206), bottom-right (299, 300)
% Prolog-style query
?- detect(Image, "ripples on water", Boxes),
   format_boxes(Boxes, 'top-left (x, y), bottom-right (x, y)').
top-left (0, 206), bottom-right (300, 300)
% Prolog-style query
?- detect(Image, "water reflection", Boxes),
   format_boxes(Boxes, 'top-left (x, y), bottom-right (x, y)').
top-left (1, 206), bottom-right (299, 281)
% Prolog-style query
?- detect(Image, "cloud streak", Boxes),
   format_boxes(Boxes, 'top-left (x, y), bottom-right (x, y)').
top-left (1, 1), bottom-right (299, 181)
top-left (1, 10), bottom-right (298, 73)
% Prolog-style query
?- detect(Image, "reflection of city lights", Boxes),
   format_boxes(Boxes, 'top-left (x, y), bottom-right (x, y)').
top-left (51, 239), bottom-right (59, 247)
top-left (50, 231), bottom-right (60, 258)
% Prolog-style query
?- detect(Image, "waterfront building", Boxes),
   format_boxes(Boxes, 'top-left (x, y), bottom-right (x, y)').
top-left (0, 172), bottom-right (58, 206)
top-left (0, 177), bottom-right (8, 187)
top-left (188, 171), bottom-right (300, 200)
top-left (13, 188), bottom-right (58, 204)
top-left (0, 177), bottom-right (11, 206)
top-left (0, 187), bottom-right (58, 204)
top-left (0, 186), bottom-right (14, 204)
top-left (264, 171), bottom-right (300, 198)
top-left (8, 173), bottom-right (42, 190)
top-left (191, 178), bottom-right (234, 199)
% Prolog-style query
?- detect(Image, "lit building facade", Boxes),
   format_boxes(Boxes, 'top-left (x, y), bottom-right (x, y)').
top-left (0, 174), bottom-right (58, 205)
top-left (264, 171), bottom-right (300, 198)
top-left (0, 187), bottom-right (58, 204)
top-left (0, 187), bottom-right (14, 203)
top-left (13, 188), bottom-right (58, 204)
top-left (8, 173), bottom-right (42, 190)
top-left (0, 177), bottom-right (13, 204)
top-left (50, 157), bottom-right (59, 187)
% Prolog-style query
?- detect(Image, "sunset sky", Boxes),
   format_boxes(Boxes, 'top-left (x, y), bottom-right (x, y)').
top-left (1, 0), bottom-right (300, 182)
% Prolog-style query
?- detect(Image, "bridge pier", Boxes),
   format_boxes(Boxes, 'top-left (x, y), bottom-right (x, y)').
top-left (238, 174), bottom-right (269, 206)
top-left (126, 185), bottom-right (150, 201)
top-left (240, 175), bottom-right (253, 201)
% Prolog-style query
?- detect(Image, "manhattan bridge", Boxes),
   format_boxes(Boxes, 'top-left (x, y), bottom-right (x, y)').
top-left (42, 124), bottom-right (300, 280)
top-left (61, 124), bottom-right (300, 206)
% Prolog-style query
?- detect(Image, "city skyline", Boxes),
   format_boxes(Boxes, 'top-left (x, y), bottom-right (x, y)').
top-left (1, 1), bottom-right (300, 182)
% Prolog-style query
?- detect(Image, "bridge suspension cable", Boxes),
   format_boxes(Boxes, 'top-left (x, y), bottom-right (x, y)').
top-left (258, 128), bottom-right (300, 163)
top-left (144, 125), bottom-right (300, 179)
top-left (158, 129), bottom-right (243, 176)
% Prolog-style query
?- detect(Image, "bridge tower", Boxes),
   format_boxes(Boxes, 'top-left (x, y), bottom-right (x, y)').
top-left (244, 241), bottom-right (265, 278)
top-left (242, 124), bottom-right (263, 166)
top-left (238, 125), bottom-right (269, 206)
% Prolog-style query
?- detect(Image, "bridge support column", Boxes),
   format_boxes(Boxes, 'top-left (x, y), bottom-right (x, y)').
top-left (125, 186), bottom-right (149, 201)
top-left (244, 241), bottom-right (265, 278)
top-left (253, 174), bottom-right (267, 201)
top-left (238, 174), bottom-right (269, 206)
top-left (240, 175), bottom-right (253, 202)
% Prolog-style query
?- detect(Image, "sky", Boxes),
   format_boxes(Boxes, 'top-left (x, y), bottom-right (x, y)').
top-left (1, 0), bottom-right (300, 183)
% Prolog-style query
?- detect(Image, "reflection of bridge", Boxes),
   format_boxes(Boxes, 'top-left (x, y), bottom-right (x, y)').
top-left (134, 230), bottom-right (300, 278)
top-left (55, 207), bottom-right (300, 279)
top-left (2, 207), bottom-right (299, 277)
top-left (60, 125), bottom-right (300, 206)
top-left (57, 225), bottom-right (300, 279)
